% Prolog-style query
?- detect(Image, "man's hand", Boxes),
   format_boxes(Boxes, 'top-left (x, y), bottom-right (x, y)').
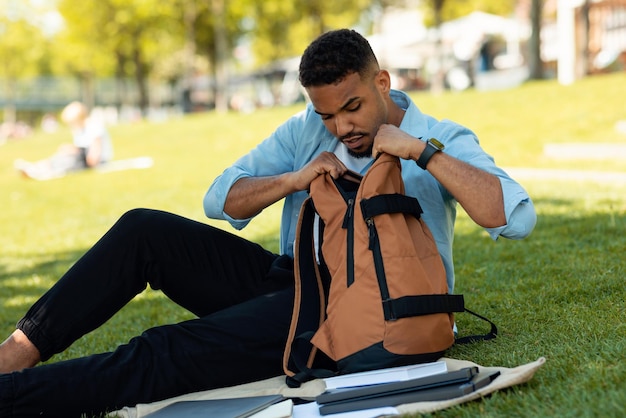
top-left (372, 124), bottom-right (424, 160)
top-left (224, 152), bottom-right (348, 220)
top-left (373, 124), bottom-right (506, 228)
top-left (291, 151), bottom-right (348, 190)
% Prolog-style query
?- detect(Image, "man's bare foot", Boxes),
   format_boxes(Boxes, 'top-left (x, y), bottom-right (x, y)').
top-left (0, 329), bottom-right (41, 373)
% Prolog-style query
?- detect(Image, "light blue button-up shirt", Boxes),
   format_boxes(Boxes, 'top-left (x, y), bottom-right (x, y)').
top-left (204, 90), bottom-right (536, 292)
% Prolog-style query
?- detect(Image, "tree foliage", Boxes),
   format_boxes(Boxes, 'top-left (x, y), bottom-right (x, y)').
top-left (2, 0), bottom-right (527, 112)
top-left (248, 0), bottom-right (400, 66)
top-left (421, 0), bottom-right (517, 27)
top-left (0, 16), bottom-right (49, 122)
top-left (56, 0), bottom-right (183, 110)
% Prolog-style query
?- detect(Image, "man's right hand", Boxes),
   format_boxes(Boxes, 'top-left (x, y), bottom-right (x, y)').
top-left (290, 151), bottom-right (348, 192)
top-left (224, 151), bottom-right (348, 220)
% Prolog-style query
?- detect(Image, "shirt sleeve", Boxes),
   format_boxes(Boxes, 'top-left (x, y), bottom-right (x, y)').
top-left (485, 176), bottom-right (537, 240)
top-left (426, 119), bottom-right (537, 241)
top-left (203, 112), bottom-right (302, 229)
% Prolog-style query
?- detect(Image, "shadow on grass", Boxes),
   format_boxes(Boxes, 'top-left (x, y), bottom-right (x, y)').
top-left (0, 199), bottom-right (624, 416)
top-left (448, 197), bottom-right (624, 385)
top-left (0, 229), bottom-right (282, 336)
top-left (0, 249), bottom-right (88, 330)
top-left (3, 202), bottom-right (623, 356)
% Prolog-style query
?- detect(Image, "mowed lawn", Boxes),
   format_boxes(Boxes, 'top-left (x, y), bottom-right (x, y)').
top-left (0, 72), bottom-right (625, 417)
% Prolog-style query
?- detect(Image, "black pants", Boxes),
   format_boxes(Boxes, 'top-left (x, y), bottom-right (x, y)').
top-left (0, 209), bottom-right (295, 417)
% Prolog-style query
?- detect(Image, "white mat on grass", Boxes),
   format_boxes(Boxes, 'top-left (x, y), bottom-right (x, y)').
top-left (113, 357), bottom-right (546, 418)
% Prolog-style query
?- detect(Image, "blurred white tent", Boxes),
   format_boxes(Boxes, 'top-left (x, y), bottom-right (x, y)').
top-left (440, 11), bottom-right (529, 43)
top-left (439, 11), bottom-right (530, 68)
top-left (367, 8), bottom-right (431, 70)
top-left (368, 10), bottom-right (530, 90)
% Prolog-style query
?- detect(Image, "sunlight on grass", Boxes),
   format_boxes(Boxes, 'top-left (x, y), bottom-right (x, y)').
top-left (0, 73), bottom-right (625, 417)
top-left (3, 295), bottom-right (39, 308)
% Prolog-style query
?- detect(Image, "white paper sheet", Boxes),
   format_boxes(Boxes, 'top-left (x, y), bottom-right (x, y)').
top-left (293, 401), bottom-right (398, 418)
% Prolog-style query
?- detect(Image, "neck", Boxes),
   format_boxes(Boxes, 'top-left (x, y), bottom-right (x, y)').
top-left (387, 100), bottom-right (406, 127)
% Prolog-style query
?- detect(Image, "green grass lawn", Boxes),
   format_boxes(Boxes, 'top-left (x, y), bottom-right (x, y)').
top-left (1, 72), bottom-right (625, 417)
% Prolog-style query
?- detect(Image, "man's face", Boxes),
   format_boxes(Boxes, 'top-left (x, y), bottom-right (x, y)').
top-left (306, 71), bottom-right (388, 158)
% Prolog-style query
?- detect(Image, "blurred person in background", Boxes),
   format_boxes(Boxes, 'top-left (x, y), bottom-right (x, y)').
top-left (14, 101), bottom-right (113, 180)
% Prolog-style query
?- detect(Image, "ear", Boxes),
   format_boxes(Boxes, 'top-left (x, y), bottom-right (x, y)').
top-left (374, 70), bottom-right (391, 94)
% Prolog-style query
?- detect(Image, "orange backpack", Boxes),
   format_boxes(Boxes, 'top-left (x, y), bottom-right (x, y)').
top-left (283, 153), bottom-right (496, 387)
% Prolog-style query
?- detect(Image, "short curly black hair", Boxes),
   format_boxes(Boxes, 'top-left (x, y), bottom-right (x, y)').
top-left (299, 29), bottom-right (379, 88)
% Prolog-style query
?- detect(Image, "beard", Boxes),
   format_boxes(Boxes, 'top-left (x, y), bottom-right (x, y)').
top-left (340, 132), bottom-right (373, 159)
top-left (347, 144), bottom-right (373, 159)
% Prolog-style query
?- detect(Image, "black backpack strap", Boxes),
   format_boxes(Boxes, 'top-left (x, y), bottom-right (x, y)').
top-left (361, 193), bottom-right (423, 220)
top-left (285, 332), bottom-right (336, 388)
top-left (284, 198), bottom-right (329, 386)
top-left (382, 294), bottom-right (465, 321)
top-left (455, 308), bottom-right (498, 344)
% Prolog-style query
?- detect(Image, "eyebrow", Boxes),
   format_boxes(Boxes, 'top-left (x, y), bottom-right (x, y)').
top-left (314, 97), bottom-right (360, 117)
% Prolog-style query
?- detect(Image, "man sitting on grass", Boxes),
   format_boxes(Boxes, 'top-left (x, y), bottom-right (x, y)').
top-left (0, 29), bottom-right (536, 417)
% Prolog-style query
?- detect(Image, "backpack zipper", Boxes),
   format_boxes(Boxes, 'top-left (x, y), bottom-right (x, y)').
top-left (343, 198), bottom-right (356, 287)
top-left (366, 217), bottom-right (391, 308)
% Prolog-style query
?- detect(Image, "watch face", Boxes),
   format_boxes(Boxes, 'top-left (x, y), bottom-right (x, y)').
top-left (428, 138), bottom-right (445, 150)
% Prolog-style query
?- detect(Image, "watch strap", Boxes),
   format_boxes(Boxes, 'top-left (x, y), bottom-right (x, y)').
top-left (416, 139), bottom-right (442, 170)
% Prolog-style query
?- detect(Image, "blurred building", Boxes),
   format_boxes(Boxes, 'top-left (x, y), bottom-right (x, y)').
top-left (556, 0), bottom-right (626, 84)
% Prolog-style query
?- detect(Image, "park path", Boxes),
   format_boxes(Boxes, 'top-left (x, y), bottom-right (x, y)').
top-left (504, 167), bottom-right (626, 183)
top-left (505, 142), bottom-right (626, 183)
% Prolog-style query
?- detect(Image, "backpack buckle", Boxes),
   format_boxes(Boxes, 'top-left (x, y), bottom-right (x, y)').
top-left (382, 299), bottom-right (398, 321)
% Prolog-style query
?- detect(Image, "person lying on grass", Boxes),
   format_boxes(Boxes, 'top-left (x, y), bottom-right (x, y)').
top-left (14, 101), bottom-right (114, 180)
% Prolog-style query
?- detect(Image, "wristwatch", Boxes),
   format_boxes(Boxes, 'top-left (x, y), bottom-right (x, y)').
top-left (416, 138), bottom-right (444, 170)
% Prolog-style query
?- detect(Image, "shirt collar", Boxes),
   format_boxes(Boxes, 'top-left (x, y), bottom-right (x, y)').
top-left (390, 90), bottom-right (431, 139)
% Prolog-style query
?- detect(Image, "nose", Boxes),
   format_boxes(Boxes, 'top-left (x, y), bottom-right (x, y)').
top-left (335, 114), bottom-right (353, 138)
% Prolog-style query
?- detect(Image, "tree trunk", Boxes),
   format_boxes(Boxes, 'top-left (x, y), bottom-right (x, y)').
top-left (211, 0), bottom-right (229, 113)
top-left (3, 78), bottom-right (16, 124)
top-left (183, 0), bottom-right (197, 113)
top-left (132, 41), bottom-right (150, 115)
top-left (581, 0), bottom-right (591, 75)
top-left (115, 50), bottom-right (128, 109)
top-left (430, 0), bottom-right (445, 94)
top-left (529, 0), bottom-right (544, 80)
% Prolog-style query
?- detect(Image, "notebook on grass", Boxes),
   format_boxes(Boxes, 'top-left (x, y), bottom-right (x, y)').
top-left (144, 394), bottom-right (284, 418)
top-left (316, 367), bottom-right (479, 404)
top-left (322, 360), bottom-right (447, 390)
top-left (318, 371), bottom-right (501, 415)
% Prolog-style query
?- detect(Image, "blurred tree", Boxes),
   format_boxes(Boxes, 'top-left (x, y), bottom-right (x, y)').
top-left (212, 0), bottom-right (229, 112)
top-left (15, 0), bottom-right (516, 114)
top-left (421, 0), bottom-right (516, 25)
top-left (0, 17), bottom-right (47, 122)
top-left (56, 0), bottom-right (183, 113)
top-left (52, 1), bottom-right (114, 109)
top-left (248, 0), bottom-right (406, 67)
top-left (192, 0), bottom-right (251, 111)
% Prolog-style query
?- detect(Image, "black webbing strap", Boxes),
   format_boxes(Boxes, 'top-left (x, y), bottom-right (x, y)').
top-left (381, 295), bottom-right (498, 344)
top-left (455, 308), bottom-right (499, 344)
top-left (285, 332), bottom-right (335, 388)
top-left (294, 199), bottom-right (325, 336)
top-left (361, 194), bottom-right (423, 220)
top-left (382, 294), bottom-right (465, 321)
